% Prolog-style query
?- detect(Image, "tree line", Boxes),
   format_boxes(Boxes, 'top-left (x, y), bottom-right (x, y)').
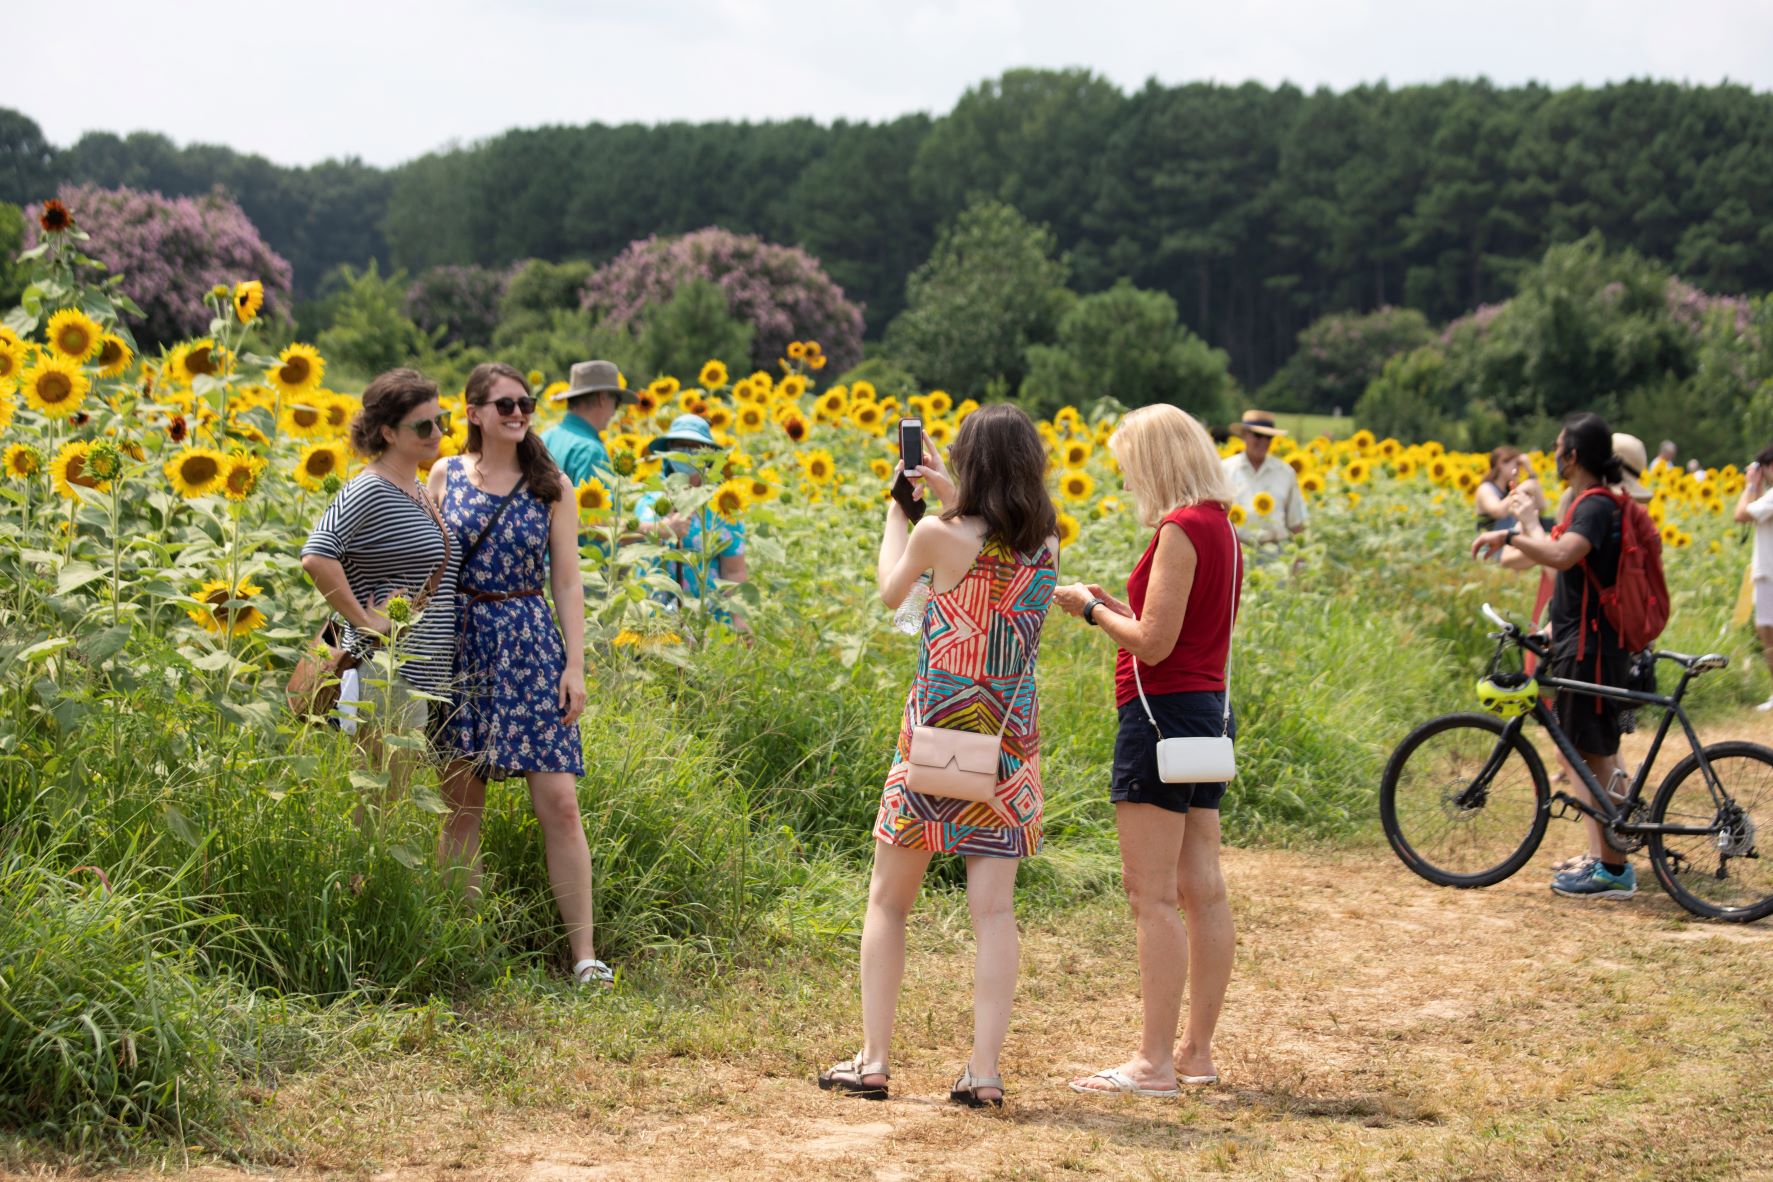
top-left (3, 72), bottom-right (1772, 385)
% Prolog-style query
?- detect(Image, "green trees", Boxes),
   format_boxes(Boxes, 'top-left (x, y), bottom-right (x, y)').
top-left (1022, 281), bottom-right (1235, 421)
top-left (315, 263), bottom-right (434, 380)
top-left (886, 201), bottom-right (1069, 396)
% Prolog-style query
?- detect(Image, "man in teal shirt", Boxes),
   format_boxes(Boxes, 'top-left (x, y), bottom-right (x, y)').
top-left (541, 359), bottom-right (634, 484)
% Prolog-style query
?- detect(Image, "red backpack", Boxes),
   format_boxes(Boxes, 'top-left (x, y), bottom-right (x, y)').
top-left (1551, 486), bottom-right (1670, 660)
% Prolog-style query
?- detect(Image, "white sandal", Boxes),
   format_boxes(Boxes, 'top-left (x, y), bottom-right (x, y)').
top-left (572, 958), bottom-right (614, 987)
top-left (1068, 1068), bottom-right (1180, 1098)
top-left (817, 1052), bottom-right (890, 1100)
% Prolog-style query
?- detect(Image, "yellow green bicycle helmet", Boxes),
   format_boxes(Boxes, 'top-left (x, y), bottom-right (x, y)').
top-left (1475, 671), bottom-right (1538, 718)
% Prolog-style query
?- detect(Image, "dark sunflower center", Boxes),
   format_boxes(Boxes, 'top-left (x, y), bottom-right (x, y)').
top-left (181, 456), bottom-right (220, 485)
top-left (292, 406), bottom-right (321, 427)
top-left (187, 346), bottom-right (216, 376)
top-left (58, 326), bottom-right (92, 355)
top-left (280, 356), bottom-right (311, 385)
top-left (306, 451), bottom-right (336, 476)
top-left (38, 373), bottom-right (73, 403)
top-left (67, 454), bottom-right (97, 487)
top-left (97, 339), bottom-right (123, 368)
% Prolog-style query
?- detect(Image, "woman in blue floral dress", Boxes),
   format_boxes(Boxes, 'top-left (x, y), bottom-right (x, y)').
top-left (426, 362), bottom-right (610, 986)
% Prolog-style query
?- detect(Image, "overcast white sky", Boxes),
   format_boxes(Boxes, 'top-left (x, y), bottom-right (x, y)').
top-left (6, 0), bottom-right (1771, 167)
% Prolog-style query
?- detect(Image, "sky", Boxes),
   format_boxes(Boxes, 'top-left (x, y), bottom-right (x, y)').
top-left (6, 0), bottom-right (1772, 168)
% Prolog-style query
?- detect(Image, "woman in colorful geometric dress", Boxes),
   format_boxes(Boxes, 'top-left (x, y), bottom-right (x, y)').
top-left (819, 404), bottom-right (1058, 1108)
top-left (425, 363), bottom-right (608, 987)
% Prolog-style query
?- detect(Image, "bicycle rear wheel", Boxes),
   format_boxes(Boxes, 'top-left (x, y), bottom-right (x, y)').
top-left (1380, 712), bottom-right (1550, 888)
top-left (1647, 741), bottom-right (1773, 923)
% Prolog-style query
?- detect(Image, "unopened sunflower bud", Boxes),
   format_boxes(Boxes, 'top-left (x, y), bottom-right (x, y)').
top-left (85, 439), bottom-right (123, 482)
top-left (383, 596), bottom-right (413, 624)
top-left (321, 473), bottom-right (344, 495)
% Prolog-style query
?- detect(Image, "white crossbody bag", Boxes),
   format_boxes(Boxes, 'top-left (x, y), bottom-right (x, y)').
top-left (1129, 514), bottom-right (1239, 784)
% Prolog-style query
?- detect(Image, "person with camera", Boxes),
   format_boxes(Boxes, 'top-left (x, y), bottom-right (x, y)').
top-left (1732, 443), bottom-right (1773, 711)
top-left (300, 368), bottom-right (459, 788)
top-left (1051, 404), bottom-right (1243, 1098)
top-left (1475, 413), bottom-right (1638, 900)
top-left (818, 404), bottom-right (1058, 1109)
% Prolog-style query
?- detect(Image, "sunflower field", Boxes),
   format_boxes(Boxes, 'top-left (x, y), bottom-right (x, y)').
top-left (0, 202), bottom-right (1761, 1152)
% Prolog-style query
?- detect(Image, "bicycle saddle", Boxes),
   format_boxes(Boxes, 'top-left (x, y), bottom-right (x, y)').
top-left (1653, 650), bottom-right (1729, 672)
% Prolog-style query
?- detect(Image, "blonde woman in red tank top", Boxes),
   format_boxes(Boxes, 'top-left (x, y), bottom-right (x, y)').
top-left (1053, 404), bottom-right (1243, 1097)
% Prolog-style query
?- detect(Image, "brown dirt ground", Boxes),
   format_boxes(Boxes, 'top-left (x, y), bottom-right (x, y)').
top-left (14, 717), bottom-right (1773, 1182)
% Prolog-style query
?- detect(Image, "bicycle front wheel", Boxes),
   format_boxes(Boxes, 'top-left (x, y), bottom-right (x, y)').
top-left (1647, 741), bottom-right (1773, 923)
top-left (1380, 712), bottom-right (1550, 888)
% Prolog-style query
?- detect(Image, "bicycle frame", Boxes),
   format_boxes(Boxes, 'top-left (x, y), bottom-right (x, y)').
top-left (1490, 660), bottom-right (1727, 837)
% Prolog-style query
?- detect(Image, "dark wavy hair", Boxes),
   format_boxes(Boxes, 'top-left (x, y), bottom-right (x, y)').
top-left (463, 362), bottom-right (564, 504)
top-left (349, 368), bottom-right (440, 457)
top-left (940, 403), bottom-right (1059, 554)
top-left (1560, 412), bottom-right (1626, 485)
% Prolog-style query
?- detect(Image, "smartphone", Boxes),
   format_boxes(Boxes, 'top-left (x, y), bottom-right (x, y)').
top-left (891, 417), bottom-right (925, 522)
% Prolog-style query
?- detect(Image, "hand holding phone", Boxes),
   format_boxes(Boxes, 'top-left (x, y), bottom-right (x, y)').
top-left (891, 417), bottom-right (925, 521)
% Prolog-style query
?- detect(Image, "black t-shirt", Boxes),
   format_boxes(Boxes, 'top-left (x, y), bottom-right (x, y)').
top-left (1548, 491), bottom-right (1624, 672)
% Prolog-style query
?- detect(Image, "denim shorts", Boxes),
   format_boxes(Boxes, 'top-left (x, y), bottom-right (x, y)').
top-left (1110, 691), bottom-right (1236, 814)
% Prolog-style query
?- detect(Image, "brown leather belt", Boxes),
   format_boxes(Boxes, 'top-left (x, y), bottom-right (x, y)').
top-left (465, 588), bottom-right (544, 604)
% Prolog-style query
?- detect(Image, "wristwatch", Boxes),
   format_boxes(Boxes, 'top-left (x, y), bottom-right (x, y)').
top-left (1504, 524), bottom-right (1521, 545)
top-left (1083, 598), bottom-right (1104, 626)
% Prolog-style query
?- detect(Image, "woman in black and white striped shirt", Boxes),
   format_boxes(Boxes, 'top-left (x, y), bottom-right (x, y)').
top-left (301, 369), bottom-right (458, 758)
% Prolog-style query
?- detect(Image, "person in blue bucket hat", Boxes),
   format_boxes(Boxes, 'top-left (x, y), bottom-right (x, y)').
top-left (635, 414), bottom-right (750, 634)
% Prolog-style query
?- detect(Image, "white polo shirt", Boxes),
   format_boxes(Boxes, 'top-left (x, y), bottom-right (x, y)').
top-left (1223, 452), bottom-right (1307, 545)
top-left (1745, 489), bottom-right (1773, 580)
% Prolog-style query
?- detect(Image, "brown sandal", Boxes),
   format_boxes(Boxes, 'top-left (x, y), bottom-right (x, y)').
top-left (818, 1053), bottom-right (889, 1100)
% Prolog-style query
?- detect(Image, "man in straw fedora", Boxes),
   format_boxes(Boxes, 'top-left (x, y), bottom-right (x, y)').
top-left (540, 359), bottom-right (636, 487)
top-left (1223, 410), bottom-right (1307, 548)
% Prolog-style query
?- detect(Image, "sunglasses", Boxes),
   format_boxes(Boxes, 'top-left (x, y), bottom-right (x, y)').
top-left (478, 395), bottom-right (537, 417)
top-left (401, 412), bottom-right (453, 439)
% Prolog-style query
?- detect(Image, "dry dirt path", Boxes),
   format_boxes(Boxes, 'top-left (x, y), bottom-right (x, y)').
top-left (22, 718), bottom-right (1773, 1182)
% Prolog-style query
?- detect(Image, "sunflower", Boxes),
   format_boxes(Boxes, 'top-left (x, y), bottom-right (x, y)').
top-left (0, 337), bottom-right (23, 388)
top-left (850, 403), bottom-right (884, 435)
top-left (1350, 429), bottom-right (1376, 452)
top-left (1344, 460), bottom-right (1371, 485)
top-left (1227, 503), bottom-right (1247, 527)
top-left (1056, 511), bottom-right (1080, 548)
top-left (576, 477), bottom-right (611, 519)
top-left (1428, 458), bottom-right (1451, 483)
top-left (165, 447), bottom-right (227, 498)
top-left (736, 403), bottom-right (767, 433)
top-left (699, 360), bottom-right (729, 391)
top-left (188, 578), bottom-right (267, 636)
top-left (38, 199), bottom-right (74, 234)
top-left (798, 449), bottom-right (837, 484)
top-left (4, 442), bottom-right (43, 479)
top-left (813, 389), bottom-right (848, 421)
top-left (705, 403), bottom-right (734, 433)
top-left (1061, 439), bottom-right (1092, 468)
top-left (45, 308), bottom-right (104, 364)
top-left (1285, 453), bottom-right (1313, 477)
top-left (1453, 470), bottom-right (1476, 493)
top-left (710, 478), bottom-right (752, 524)
top-left (850, 380), bottom-right (876, 402)
top-left (51, 440), bottom-right (108, 498)
top-left (221, 453), bottom-right (265, 500)
top-left (294, 442), bottom-right (347, 490)
top-left (92, 334), bottom-right (134, 378)
top-left (927, 420), bottom-right (955, 447)
top-left (168, 338), bottom-right (229, 385)
top-left (269, 343), bottom-right (325, 396)
top-left (1300, 472), bottom-right (1326, 496)
top-left (1660, 523), bottom-right (1680, 547)
top-left (1058, 468), bottom-right (1095, 504)
top-left (1394, 458), bottom-right (1417, 480)
top-left (233, 280), bottom-right (265, 324)
top-left (870, 457), bottom-right (894, 481)
top-left (280, 397), bottom-right (329, 438)
top-left (321, 393), bottom-right (355, 434)
top-left (22, 355), bottom-right (90, 415)
top-left (779, 374), bottom-right (808, 401)
top-left (808, 355), bottom-right (826, 370)
top-left (781, 414), bottom-right (810, 444)
top-left (1252, 491), bottom-right (1276, 516)
top-left (0, 388), bottom-right (12, 434)
top-left (787, 341), bottom-right (807, 360)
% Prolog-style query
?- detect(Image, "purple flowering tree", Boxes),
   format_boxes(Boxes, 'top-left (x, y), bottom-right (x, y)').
top-left (580, 227), bottom-right (864, 375)
top-left (1261, 305), bottom-right (1433, 414)
top-left (406, 264), bottom-right (513, 347)
top-left (25, 184), bottom-right (292, 346)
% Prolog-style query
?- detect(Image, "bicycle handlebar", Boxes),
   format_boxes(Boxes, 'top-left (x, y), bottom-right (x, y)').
top-left (1480, 602), bottom-right (1514, 633)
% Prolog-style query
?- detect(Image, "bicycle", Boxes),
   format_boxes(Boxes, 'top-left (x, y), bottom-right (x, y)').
top-left (1379, 603), bottom-right (1773, 922)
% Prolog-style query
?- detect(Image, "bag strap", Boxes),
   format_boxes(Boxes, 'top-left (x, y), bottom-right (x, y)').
top-left (362, 471), bottom-right (452, 611)
top-left (459, 464), bottom-right (528, 576)
top-left (1132, 512), bottom-right (1238, 740)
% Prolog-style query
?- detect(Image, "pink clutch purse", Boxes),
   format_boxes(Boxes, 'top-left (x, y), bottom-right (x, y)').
top-left (904, 661), bottom-right (1032, 817)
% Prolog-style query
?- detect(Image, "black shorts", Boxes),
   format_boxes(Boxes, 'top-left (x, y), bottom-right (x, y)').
top-left (1111, 691), bottom-right (1236, 814)
top-left (1549, 654), bottom-right (1623, 758)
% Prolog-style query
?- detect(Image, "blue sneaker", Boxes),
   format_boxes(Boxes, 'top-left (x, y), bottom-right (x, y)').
top-left (1551, 861), bottom-right (1637, 899)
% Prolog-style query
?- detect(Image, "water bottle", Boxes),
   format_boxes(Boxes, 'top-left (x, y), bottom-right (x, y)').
top-left (893, 574), bottom-right (932, 635)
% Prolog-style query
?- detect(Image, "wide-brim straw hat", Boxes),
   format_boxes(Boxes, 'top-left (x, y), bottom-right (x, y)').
top-left (553, 359), bottom-right (637, 405)
top-left (1612, 432), bottom-right (1653, 503)
top-left (1233, 409), bottom-right (1288, 438)
top-left (646, 413), bottom-right (718, 454)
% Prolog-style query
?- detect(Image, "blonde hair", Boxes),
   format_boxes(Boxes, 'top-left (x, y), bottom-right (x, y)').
top-left (1108, 404), bottom-right (1234, 527)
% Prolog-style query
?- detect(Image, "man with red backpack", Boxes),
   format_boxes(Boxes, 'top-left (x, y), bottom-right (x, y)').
top-left (1474, 413), bottom-right (1670, 900)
